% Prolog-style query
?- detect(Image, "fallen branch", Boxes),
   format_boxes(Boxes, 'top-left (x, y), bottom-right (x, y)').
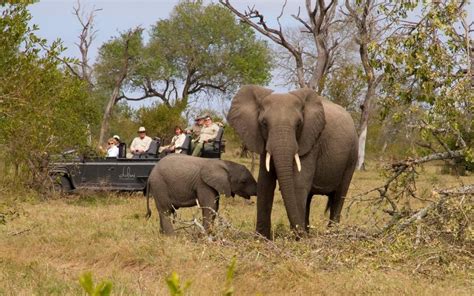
top-left (390, 184), bottom-right (472, 232)
top-left (348, 150), bottom-right (466, 213)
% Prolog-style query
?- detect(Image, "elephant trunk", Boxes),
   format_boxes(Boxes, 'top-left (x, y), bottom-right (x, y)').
top-left (267, 129), bottom-right (304, 235)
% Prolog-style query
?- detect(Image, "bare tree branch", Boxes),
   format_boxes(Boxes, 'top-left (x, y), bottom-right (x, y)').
top-left (220, 0), bottom-right (306, 88)
top-left (71, 0), bottom-right (101, 89)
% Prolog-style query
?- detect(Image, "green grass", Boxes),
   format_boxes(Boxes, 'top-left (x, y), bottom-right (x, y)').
top-left (0, 159), bottom-right (472, 295)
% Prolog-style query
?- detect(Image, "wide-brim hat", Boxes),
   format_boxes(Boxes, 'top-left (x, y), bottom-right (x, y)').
top-left (196, 113), bottom-right (210, 120)
top-left (138, 126), bottom-right (146, 132)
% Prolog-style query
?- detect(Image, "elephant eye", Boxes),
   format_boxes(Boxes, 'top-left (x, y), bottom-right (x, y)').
top-left (261, 118), bottom-right (267, 127)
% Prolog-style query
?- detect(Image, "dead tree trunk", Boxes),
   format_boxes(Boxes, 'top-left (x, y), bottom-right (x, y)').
top-left (345, 0), bottom-right (383, 170)
top-left (97, 29), bottom-right (138, 147)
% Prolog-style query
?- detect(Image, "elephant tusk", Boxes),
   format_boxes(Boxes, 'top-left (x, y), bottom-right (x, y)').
top-left (295, 154), bottom-right (301, 172)
top-left (265, 152), bottom-right (271, 172)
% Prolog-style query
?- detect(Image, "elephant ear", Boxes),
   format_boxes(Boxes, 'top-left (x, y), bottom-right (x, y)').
top-left (200, 162), bottom-right (232, 197)
top-left (290, 88), bottom-right (326, 156)
top-left (227, 85), bottom-right (273, 154)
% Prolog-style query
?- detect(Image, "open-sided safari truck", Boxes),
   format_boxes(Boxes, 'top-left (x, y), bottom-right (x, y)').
top-left (49, 127), bottom-right (225, 192)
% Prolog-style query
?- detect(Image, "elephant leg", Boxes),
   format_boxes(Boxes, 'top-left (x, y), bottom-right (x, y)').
top-left (328, 166), bottom-right (354, 225)
top-left (155, 197), bottom-right (175, 235)
top-left (158, 211), bottom-right (175, 235)
top-left (256, 155), bottom-right (277, 239)
top-left (305, 193), bottom-right (313, 232)
top-left (151, 182), bottom-right (175, 235)
top-left (197, 186), bottom-right (219, 233)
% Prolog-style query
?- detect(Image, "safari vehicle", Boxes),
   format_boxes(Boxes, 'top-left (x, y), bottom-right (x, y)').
top-left (49, 128), bottom-right (225, 192)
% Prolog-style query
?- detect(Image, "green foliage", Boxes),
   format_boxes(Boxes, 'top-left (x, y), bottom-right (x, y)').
top-left (109, 101), bottom-right (140, 145)
top-left (79, 272), bottom-right (113, 296)
top-left (138, 102), bottom-right (187, 144)
top-left (222, 257), bottom-right (237, 296)
top-left (135, 0), bottom-right (272, 102)
top-left (94, 28), bottom-right (143, 89)
top-left (165, 272), bottom-right (191, 296)
top-left (323, 63), bottom-right (365, 113)
top-left (0, 4), bottom-right (99, 188)
top-left (375, 0), bottom-right (473, 166)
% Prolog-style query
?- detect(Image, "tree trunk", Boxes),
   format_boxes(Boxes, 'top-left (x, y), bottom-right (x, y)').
top-left (309, 34), bottom-right (329, 93)
top-left (98, 86), bottom-right (120, 148)
top-left (356, 81), bottom-right (376, 170)
top-left (357, 120), bottom-right (368, 170)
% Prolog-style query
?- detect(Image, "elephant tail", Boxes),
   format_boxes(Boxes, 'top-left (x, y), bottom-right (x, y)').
top-left (145, 180), bottom-right (152, 219)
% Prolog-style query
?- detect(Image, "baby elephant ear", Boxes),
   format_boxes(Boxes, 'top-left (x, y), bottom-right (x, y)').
top-left (227, 85), bottom-right (273, 154)
top-left (200, 163), bottom-right (232, 197)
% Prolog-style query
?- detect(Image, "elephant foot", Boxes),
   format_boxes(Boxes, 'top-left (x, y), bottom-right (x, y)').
top-left (256, 227), bottom-right (272, 240)
top-left (291, 224), bottom-right (308, 241)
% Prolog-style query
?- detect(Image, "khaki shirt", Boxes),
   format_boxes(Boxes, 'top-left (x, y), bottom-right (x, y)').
top-left (198, 123), bottom-right (219, 143)
top-left (189, 124), bottom-right (201, 139)
top-left (130, 136), bottom-right (152, 153)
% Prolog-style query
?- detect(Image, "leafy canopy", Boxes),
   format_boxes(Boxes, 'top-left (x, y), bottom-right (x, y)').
top-left (374, 0), bottom-right (473, 161)
top-left (133, 0), bottom-right (272, 104)
top-left (0, 4), bottom-right (99, 187)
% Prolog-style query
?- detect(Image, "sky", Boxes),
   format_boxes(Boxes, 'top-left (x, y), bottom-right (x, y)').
top-left (28, 0), bottom-right (302, 109)
top-left (28, 0), bottom-right (474, 109)
top-left (29, 0), bottom-right (302, 59)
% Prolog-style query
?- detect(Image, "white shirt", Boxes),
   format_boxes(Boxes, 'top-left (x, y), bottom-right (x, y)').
top-left (130, 135), bottom-right (152, 153)
top-left (107, 145), bottom-right (119, 157)
top-left (172, 133), bottom-right (187, 153)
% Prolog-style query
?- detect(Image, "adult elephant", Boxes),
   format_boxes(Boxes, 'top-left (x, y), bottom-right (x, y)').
top-left (146, 154), bottom-right (257, 235)
top-left (227, 85), bottom-right (358, 239)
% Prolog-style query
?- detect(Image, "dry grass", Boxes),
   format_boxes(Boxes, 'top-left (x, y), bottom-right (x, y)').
top-left (0, 159), bottom-right (473, 295)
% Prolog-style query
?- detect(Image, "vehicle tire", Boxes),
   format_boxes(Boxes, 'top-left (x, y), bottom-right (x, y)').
top-left (52, 175), bottom-right (72, 193)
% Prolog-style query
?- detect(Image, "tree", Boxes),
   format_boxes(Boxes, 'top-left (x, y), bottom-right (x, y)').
top-left (92, 0), bottom-right (272, 145)
top-left (375, 0), bottom-right (472, 162)
top-left (343, 0), bottom-right (387, 170)
top-left (0, 4), bottom-right (99, 189)
top-left (220, 0), bottom-right (340, 93)
top-left (94, 28), bottom-right (143, 146)
top-left (134, 0), bottom-right (272, 104)
top-left (350, 0), bottom-right (473, 224)
top-left (138, 101), bottom-right (187, 144)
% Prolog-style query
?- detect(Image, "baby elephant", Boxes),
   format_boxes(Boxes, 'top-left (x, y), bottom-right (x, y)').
top-left (146, 154), bottom-right (257, 235)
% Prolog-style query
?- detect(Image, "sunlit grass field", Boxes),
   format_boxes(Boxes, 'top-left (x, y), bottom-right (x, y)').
top-left (0, 156), bottom-right (472, 295)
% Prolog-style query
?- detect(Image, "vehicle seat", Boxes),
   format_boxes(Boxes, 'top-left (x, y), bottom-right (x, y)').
top-left (118, 143), bottom-right (127, 158)
top-left (202, 127), bottom-right (224, 159)
top-left (177, 134), bottom-right (192, 155)
top-left (145, 139), bottom-right (161, 158)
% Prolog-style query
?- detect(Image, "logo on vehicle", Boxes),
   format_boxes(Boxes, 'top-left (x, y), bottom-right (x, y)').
top-left (119, 167), bottom-right (136, 179)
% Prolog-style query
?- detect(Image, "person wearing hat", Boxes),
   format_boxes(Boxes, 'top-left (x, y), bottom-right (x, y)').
top-left (192, 115), bottom-right (219, 156)
top-left (106, 137), bottom-right (119, 157)
top-left (187, 114), bottom-right (205, 140)
top-left (113, 135), bottom-right (121, 144)
top-left (130, 126), bottom-right (152, 157)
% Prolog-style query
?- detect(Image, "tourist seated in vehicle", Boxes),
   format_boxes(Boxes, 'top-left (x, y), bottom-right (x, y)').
top-left (192, 115), bottom-right (219, 156)
top-left (159, 126), bottom-right (187, 154)
top-left (186, 115), bottom-right (205, 140)
top-left (113, 135), bottom-right (121, 144)
top-left (106, 137), bottom-right (119, 157)
top-left (130, 126), bottom-right (152, 158)
top-left (113, 135), bottom-right (127, 158)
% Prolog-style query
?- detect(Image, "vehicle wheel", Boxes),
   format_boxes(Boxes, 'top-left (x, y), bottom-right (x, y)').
top-left (52, 175), bottom-right (72, 193)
